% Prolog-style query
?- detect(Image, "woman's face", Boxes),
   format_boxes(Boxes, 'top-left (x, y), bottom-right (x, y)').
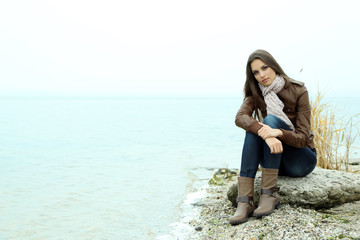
top-left (250, 59), bottom-right (276, 87)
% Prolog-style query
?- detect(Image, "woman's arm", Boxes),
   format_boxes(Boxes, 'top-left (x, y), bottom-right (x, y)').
top-left (258, 123), bottom-right (283, 139)
top-left (235, 97), bottom-right (263, 135)
top-left (277, 90), bottom-right (312, 148)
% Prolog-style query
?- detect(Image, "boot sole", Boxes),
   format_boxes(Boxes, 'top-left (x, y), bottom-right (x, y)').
top-left (229, 211), bottom-right (254, 225)
top-left (253, 200), bottom-right (281, 218)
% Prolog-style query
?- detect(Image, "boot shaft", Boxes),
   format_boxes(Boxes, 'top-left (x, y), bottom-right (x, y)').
top-left (260, 168), bottom-right (279, 189)
top-left (237, 176), bottom-right (254, 197)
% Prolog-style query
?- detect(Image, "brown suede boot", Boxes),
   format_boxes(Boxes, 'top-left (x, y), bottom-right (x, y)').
top-left (229, 177), bottom-right (255, 225)
top-left (253, 168), bottom-right (281, 217)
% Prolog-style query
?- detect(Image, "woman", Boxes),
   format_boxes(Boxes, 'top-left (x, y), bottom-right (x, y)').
top-left (229, 49), bottom-right (317, 225)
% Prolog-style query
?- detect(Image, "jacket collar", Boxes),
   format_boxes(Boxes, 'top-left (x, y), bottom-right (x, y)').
top-left (284, 78), bottom-right (292, 89)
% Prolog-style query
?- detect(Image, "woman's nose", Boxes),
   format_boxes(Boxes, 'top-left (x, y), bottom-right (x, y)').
top-left (260, 71), bottom-right (265, 77)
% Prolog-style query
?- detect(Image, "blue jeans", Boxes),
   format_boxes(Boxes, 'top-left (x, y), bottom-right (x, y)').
top-left (240, 115), bottom-right (317, 178)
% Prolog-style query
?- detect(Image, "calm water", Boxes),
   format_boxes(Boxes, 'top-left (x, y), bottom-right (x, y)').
top-left (0, 96), bottom-right (358, 239)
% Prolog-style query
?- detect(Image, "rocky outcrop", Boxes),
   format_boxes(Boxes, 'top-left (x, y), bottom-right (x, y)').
top-left (227, 167), bottom-right (360, 209)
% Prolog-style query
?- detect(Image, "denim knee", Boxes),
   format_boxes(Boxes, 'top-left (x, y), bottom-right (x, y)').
top-left (263, 115), bottom-right (290, 130)
top-left (245, 131), bottom-right (260, 141)
top-left (263, 115), bottom-right (281, 129)
top-left (283, 163), bottom-right (316, 177)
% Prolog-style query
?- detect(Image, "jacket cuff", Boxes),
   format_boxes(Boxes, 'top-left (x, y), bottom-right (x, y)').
top-left (278, 129), bottom-right (292, 142)
top-left (248, 122), bottom-right (262, 135)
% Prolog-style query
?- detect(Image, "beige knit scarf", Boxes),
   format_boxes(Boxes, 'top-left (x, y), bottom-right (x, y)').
top-left (258, 75), bottom-right (295, 131)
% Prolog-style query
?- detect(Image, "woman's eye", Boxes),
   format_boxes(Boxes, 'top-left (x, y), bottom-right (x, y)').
top-left (253, 71), bottom-right (258, 75)
top-left (261, 66), bottom-right (268, 71)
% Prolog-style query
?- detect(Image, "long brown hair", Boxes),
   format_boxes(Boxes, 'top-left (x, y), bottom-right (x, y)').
top-left (244, 49), bottom-right (290, 120)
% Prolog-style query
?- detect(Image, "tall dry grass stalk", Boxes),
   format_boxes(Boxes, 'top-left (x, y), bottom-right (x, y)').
top-left (311, 91), bottom-right (359, 172)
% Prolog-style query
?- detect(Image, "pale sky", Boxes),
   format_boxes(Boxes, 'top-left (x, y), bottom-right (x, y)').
top-left (1, 0), bottom-right (359, 97)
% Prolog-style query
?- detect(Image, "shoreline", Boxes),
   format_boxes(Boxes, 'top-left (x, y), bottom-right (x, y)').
top-left (156, 169), bottom-right (216, 240)
top-left (157, 188), bottom-right (208, 240)
top-left (183, 164), bottom-right (360, 240)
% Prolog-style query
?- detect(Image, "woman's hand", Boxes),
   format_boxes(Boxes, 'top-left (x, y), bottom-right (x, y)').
top-left (258, 123), bottom-right (283, 140)
top-left (265, 137), bottom-right (283, 154)
top-left (258, 123), bottom-right (283, 154)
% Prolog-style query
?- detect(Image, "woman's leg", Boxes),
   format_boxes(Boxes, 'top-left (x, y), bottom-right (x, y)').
top-left (253, 115), bottom-right (291, 217)
top-left (231, 131), bottom-right (262, 224)
top-left (279, 145), bottom-right (317, 177)
top-left (240, 131), bottom-right (263, 178)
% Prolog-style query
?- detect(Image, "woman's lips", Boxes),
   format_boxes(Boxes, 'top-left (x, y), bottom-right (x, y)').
top-left (262, 78), bottom-right (269, 83)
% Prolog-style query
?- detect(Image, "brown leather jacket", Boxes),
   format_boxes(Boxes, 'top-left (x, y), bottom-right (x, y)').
top-left (235, 79), bottom-right (315, 149)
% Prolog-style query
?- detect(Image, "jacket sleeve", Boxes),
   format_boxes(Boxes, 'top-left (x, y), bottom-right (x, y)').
top-left (235, 97), bottom-right (263, 135)
top-left (278, 90), bottom-right (312, 148)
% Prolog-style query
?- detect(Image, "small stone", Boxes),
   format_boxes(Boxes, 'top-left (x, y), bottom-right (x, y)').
top-left (182, 168), bottom-right (360, 240)
top-left (195, 226), bottom-right (202, 231)
top-left (230, 229), bottom-right (237, 237)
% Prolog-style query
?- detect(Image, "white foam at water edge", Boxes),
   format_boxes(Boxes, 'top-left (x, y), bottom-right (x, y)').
top-left (156, 184), bottom-right (209, 240)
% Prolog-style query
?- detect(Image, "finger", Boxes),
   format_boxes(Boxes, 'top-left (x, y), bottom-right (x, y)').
top-left (271, 145), bottom-right (275, 154)
top-left (258, 128), bottom-right (264, 136)
top-left (273, 144), bottom-right (280, 154)
top-left (275, 143), bottom-right (282, 154)
top-left (259, 132), bottom-right (266, 139)
top-left (259, 127), bottom-right (266, 133)
top-left (264, 132), bottom-right (271, 139)
top-left (274, 148), bottom-right (279, 154)
top-left (260, 125), bottom-right (268, 130)
top-left (258, 130), bottom-right (266, 139)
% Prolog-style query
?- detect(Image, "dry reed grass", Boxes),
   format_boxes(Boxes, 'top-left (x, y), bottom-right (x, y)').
top-left (311, 91), bottom-right (360, 172)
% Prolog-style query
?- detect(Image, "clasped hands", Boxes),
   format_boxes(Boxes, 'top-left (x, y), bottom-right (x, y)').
top-left (258, 123), bottom-right (284, 154)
